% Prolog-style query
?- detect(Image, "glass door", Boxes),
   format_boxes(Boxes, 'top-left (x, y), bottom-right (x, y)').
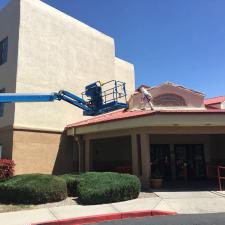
top-left (175, 144), bottom-right (206, 180)
top-left (150, 144), bottom-right (171, 180)
top-left (174, 145), bottom-right (187, 179)
top-left (192, 145), bottom-right (206, 178)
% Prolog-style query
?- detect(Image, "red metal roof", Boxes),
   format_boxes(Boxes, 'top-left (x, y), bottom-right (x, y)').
top-left (66, 109), bottom-right (225, 129)
top-left (204, 96), bottom-right (225, 105)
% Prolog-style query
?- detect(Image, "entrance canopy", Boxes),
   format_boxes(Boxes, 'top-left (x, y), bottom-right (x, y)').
top-left (66, 109), bottom-right (225, 135)
top-left (65, 83), bottom-right (225, 188)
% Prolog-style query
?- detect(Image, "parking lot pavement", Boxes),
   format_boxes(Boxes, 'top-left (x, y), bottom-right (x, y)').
top-left (87, 213), bottom-right (225, 225)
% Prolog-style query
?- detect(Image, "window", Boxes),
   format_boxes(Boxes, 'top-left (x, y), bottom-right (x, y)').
top-left (153, 94), bottom-right (187, 107)
top-left (0, 37), bottom-right (8, 66)
top-left (0, 89), bottom-right (5, 117)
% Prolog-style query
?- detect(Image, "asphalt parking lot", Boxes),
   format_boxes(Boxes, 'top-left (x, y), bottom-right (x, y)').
top-left (87, 213), bottom-right (225, 225)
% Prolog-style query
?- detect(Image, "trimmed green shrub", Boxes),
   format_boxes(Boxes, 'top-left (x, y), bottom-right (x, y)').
top-left (0, 174), bottom-right (67, 204)
top-left (77, 172), bottom-right (141, 205)
top-left (59, 173), bottom-right (84, 197)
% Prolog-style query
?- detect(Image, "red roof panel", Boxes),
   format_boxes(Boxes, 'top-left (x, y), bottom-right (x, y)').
top-left (66, 109), bottom-right (225, 129)
top-left (204, 96), bottom-right (225, 105)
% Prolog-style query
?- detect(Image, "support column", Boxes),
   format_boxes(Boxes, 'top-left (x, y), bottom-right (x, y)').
top-left (131, 133), bottom-right (139, 176)
top-left (85, 138), bottom-right (90, 172)
top-left (140, 133), bottom-right (150, 189)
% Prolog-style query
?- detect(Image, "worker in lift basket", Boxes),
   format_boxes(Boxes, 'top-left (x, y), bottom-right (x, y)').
top-left (140, 87), bottom-right (154, 110)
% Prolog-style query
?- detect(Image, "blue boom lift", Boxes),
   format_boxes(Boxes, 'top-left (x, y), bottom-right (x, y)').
top-left (0, 80), bottom-right (128, 116)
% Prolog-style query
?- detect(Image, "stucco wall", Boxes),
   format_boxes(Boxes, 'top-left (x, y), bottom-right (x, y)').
top-left (207, 103), bottom-right (222, 109)
top-left (115, 57), bottom-right (135, 98)
top-left (0, 0), bottom-right (20, 128)
top-left (12, 129), bottom-right (75, 174)
top-left (13, 0), bottom-right (135, 131)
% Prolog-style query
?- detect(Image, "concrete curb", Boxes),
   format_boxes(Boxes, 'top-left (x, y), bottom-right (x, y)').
top-left (32, 210), bottom-right (177, 225)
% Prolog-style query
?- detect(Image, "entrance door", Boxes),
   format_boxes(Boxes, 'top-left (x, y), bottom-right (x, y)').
top-left (150, 144), bottom-right (171, 180)
top-left (175, 144), bottom-right (206, 180)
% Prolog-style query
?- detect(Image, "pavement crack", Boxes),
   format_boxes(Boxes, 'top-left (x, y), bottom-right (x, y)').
top-left (110, 204), bottom-right (122, 213)
top-left (152, 198), bottom-right (163, 209)
top-left (48, 208), bottom-right (59, 220)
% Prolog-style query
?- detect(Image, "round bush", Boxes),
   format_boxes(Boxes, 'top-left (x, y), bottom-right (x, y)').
top-left (59, 173), bottom-right (84, 197)
top-left (0, 174), bottom-right (67, 204)
top-left (77, 172), bottom-right (141, 205)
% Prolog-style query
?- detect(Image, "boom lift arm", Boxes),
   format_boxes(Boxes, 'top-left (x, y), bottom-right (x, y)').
top-left (0, 80), bottom-right (128, 116)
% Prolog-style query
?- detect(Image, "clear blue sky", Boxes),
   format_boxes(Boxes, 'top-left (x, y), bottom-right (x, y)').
top-left (1, 0), bottom-right (225, 97)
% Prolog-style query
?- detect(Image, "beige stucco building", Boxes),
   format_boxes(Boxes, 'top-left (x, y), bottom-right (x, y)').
top-left (1, 1), bottom-right (225, 189)
top-left (66, 83), bottom-right (225, 188)
top-left (0, 0), bottom-right (135, 174)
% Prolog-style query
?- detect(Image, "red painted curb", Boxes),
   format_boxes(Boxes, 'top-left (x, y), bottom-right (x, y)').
top-left (122, 210), bottom-right (152, 219)
top-left (32, 210), bottom-right (177, 225)
top-left (151, 210), bottom-right (177, 216)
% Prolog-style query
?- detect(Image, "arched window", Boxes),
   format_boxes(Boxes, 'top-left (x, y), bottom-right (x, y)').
top-left (153, 94), bottom-right (186, 107)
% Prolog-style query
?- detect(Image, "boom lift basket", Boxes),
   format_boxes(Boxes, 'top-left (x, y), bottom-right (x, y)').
top-left (82, 80), bottom-right (128, 116)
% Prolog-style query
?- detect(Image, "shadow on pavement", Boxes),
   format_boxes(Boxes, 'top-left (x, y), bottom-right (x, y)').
top-left (150, 179), bottom-right (219, 192)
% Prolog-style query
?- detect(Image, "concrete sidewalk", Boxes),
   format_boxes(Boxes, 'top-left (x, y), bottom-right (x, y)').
top-left (1, 191), bottom-right (225, 225)
top-left (154, 190), bottom-right (225, 214)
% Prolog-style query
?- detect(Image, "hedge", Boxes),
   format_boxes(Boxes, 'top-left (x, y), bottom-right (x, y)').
top-left (0, 159), bottom-right (15, 180)
top-left (0, 174), bottom-right (67, 204)
top-left (77, 172), bottom-right (141, 205)
top-left (59, 173), bottom-right (84, 197)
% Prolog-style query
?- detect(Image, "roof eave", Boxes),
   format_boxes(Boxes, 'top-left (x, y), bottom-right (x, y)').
top-left (66, 109), bottom-right (225, 130)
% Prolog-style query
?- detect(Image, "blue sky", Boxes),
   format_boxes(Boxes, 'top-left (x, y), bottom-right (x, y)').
top-left (1, 0), bottom-right (225, 97)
